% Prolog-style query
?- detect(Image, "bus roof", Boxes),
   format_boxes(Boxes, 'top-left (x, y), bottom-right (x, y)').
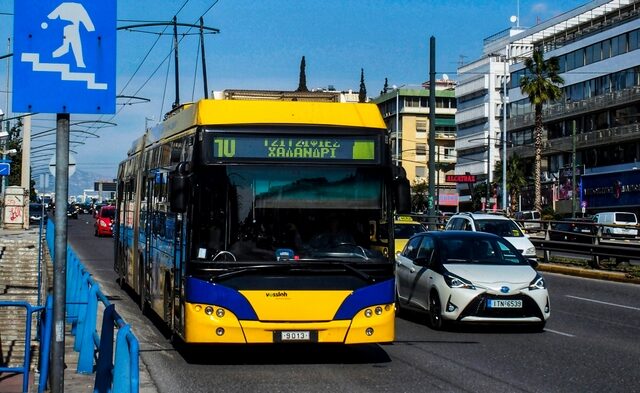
top-left (140, 99), bottom-right (386, 150)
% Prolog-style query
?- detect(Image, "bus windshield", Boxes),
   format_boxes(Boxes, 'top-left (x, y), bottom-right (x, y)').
top-left (192, 165), bottom-right (387, 263)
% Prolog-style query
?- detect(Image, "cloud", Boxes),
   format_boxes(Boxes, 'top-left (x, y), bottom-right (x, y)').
top-left (531, 3), bottom-right (549, 14)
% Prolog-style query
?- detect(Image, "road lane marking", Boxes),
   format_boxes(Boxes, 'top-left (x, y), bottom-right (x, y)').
top-left (566, 295), bottom-right (640, 311)
top-left (545, 329), bottom-right (575, 337)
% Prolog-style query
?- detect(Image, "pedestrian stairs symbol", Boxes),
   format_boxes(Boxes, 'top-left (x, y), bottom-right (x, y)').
top-left (21, 53), bottom-right (107, 90)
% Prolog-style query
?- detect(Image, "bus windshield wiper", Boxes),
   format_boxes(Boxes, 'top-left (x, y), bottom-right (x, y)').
top-left (209, 264), bottom-right (291, 282)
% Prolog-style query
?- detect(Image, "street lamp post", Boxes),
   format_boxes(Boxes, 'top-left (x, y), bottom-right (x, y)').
top-left (394, 86), bottom-right (400, 166)
top-left (502, 45), bottom-right (509, 213)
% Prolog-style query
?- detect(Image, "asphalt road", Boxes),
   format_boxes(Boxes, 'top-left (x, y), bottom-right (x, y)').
top-left (68, 216), bottom-right (640, 393)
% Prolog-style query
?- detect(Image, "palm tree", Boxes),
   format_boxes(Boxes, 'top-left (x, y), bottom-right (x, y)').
top-left (519, 48), bottom-right (564, 212)
top-left (493, 153), bottom-right (527, 215)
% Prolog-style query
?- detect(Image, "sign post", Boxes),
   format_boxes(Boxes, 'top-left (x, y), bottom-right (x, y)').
top-left (13, 2), bottom-right (116, 391)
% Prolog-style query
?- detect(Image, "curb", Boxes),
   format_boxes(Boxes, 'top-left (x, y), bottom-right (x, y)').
top-left (537, 263), bottom-right (640, 284)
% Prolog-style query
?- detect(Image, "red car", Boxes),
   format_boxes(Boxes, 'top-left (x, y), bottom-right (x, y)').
top-left (94, 205), bottom-right (116, 237)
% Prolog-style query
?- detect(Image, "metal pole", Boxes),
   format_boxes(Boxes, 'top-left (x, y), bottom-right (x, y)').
top-left (52, 113), bottom-right (70, 393)
top-left (502, 46), bottom-right (508, 213)
top-left (428, 36), bottom-right (436, 227)
top-left (572, 119), bottom-right (577, 218)
top-left (22, 116), bottom-right (31, 228)
top-left (395, 88), bottom-right (399, 166)
top-left (173, 16), bottom-right (180, 108)
top-left (199, 17), bottom-right (209, 99)
top-left (486, 133), bottom-right (491, 210)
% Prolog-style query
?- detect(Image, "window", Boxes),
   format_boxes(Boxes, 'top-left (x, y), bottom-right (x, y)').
top-left (416, 143), bottom-right (426, 156)
top-left (443, 147), bottom-right (455, 160)
top-left (416, 237), bottom-right (435, 262)
top-left (602, 39), bottom-right (611, 59)
top-left (416, 120), bottom-right (427, 137)
top-left (415, 166), bottom-right (426, 178)
top-left (403, 236), bottom-right (423, 260)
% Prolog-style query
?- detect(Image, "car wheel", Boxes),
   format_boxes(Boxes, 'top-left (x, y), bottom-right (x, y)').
top-left (428, 292), bottom-right (445, 330)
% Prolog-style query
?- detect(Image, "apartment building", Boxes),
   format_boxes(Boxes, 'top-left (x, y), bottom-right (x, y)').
top-left (372, 81), bottom-right (458, 212)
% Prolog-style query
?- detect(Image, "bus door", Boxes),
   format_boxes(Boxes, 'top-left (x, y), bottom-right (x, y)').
top-left (149, 170), bottom-right (175, 323)
top-left (139, 176), bottom-right (153, 306)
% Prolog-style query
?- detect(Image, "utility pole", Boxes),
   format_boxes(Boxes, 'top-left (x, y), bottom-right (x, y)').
top-left (428, 36), bottom-right (436, 228)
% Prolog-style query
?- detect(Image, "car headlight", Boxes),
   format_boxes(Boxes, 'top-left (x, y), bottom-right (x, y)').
top-left (525, 247), bottom-right (536, 255)
top-left (529, 273), bottom-right (546, 290)
top-left (443, 272), bottom-right (476, 289)
top-left (100, 220), bottom-right (108, 227)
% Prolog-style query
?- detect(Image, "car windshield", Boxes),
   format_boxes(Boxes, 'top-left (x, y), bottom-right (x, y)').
top-left (439, 237), bottom-right (527, 265)
top-left (394, 223), bottom-right (426, 239)
top-left (475, 219), bottom-right (523, 237)
top-left (101, 208), bottom-right (115, 219)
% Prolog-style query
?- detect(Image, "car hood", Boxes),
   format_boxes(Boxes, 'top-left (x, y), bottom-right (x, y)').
top-left (444, 264), bottom-right (537, 287)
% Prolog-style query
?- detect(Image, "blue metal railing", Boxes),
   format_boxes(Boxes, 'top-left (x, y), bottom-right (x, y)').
top-left (40, 219), bottom-right (140, 393)
top-left (0, 300), bottom-right (47, 393)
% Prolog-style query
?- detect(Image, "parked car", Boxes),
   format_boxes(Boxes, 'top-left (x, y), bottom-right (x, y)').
top-left (549, 219), bottom-right (595, 243)
top-left (514, 210), bottom-right (542, 232)
top-left (29, 203), bottom-right (47, 224)
top-left (94, 205), bottom-right (116, 237)
top-left (445, 212), bottom-right (537, 261)
top-left (592, 212), bottom-right (638, 238)
top-left (396, 231), bottom-right (549, 330)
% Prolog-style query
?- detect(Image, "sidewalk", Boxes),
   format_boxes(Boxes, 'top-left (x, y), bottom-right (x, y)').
top-left (0, 225), bottom-right (158, 393)
top-left (537, 261), bottom-right (640, 284)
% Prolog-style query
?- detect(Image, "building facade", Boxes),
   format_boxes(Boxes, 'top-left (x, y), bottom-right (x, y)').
top-left (507, 0), bottom-right (640, 214)
top-left (457, 0), bottom-right (640, 214)
top-left (372, 82), bottom-right (458, 212)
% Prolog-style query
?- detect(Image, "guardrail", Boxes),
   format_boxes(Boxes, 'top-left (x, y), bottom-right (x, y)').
top-left (0, 300), bottom-right (48, 393)
top-left (516, 219), bottom-right (640, 268)
top-left (42, 220), bottom-right (140, 393)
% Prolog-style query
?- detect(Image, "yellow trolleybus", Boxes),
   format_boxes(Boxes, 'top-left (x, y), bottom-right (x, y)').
top-left (115, 99), bottom-right (410, 344)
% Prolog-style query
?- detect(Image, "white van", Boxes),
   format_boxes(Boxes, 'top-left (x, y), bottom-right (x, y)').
top-left (514, 210), bottom-right (542, 231)
top-left (592, 212), bottom-right (638, 238)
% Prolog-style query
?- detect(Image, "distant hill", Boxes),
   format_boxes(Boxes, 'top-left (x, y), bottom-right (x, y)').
top-left (33, 169), bottom-right (116, 200)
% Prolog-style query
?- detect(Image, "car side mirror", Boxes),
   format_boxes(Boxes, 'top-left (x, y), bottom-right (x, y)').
top-left (528, 258), bottom-right (539, 269)
top-left (169, 162), bottom-right (192, 213)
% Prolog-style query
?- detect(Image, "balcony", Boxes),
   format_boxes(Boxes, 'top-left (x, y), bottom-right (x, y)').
top-left (455, 103), bottom-right (489, 127)
top-left (455, 75), bottom-right (488, 99)
top-left (508, 86), bottom-right (640, 131)
top-left (509, 123), bottom-right (640, 159)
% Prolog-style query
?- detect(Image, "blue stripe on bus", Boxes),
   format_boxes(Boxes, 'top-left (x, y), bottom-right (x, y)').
top-left (185, 277), bottom-right (258, 320)
top-left (333, 279), bottom-right (394, 320)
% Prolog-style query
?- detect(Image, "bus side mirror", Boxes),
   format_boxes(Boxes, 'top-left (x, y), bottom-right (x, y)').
top-left (394, 166), bottom-right (411, 214)
top-left (169, 162), bottom-right (191, 213)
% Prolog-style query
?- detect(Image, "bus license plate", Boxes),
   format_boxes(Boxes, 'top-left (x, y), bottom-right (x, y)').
top-left (487, 299), bottom-right (522, 308)
top-left (278, 331), bottom-right (311, 342)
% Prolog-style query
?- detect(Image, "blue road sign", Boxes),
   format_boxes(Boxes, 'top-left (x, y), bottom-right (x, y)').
top-left (0, 163), bottom-right (10, 176)
top-left (13, 1), bottom-right (116, 114)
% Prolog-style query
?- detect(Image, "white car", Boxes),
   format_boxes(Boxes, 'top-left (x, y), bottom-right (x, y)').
top-left (396, 231), bottom-right (550, 330)
top-left (445, 212), bottom-right (537, 261)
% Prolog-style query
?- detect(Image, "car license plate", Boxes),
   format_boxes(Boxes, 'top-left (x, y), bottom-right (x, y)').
top-left (275, 331), bottom-right (316, 342)
top-left (487, 299), bottom-right (522, 308)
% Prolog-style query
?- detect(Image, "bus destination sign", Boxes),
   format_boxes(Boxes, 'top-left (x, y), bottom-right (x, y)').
top-left (211, 135), bottom-right (378, 162)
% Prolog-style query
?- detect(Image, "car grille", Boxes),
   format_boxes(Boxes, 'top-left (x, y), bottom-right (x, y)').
top-left (458, 293), bottom-right (543, 320)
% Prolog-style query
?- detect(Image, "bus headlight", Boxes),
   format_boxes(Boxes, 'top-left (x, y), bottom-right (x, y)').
top-left (216, 308), bottom-right (225, 318)
top-left (205, 306), bottom-right (214, 315)
top-left (375, 306), bottom-right (383, 315)
top-left (364, 309), bottom-right (373, 318)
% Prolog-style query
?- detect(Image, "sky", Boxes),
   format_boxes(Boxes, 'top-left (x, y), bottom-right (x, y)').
top-left (0, 0), bottom-right (587, 182)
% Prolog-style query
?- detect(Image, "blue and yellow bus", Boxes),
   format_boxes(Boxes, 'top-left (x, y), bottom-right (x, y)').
top-left (115, 98), bottom-right (410, 344)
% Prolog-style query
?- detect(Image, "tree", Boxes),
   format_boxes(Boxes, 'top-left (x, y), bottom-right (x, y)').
top-left (358, 68), bottom-right (367, 103)
top-left (380, 78), bottom-right (389, 95)
top-left (493, 153), bottom-right (527, 215)
top-left (411, 180), bottom-right (428, 213)
top-left (296, 56), bottom-right (308, 92)
top-left (519, 48), bottom-right (564, 212)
